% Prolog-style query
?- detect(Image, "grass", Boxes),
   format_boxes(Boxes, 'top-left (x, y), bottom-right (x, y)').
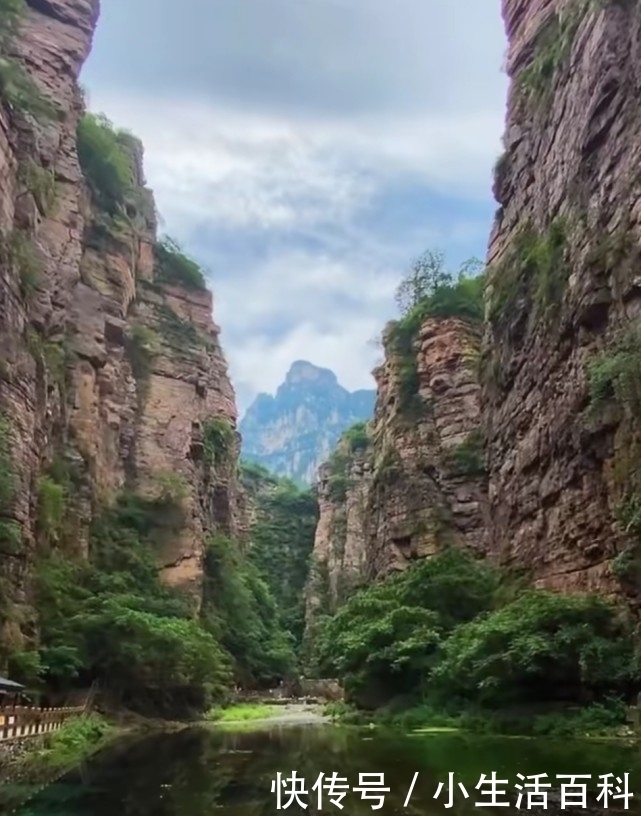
top-left (207, 703), bottom-right (282, 723)
top-left (324, 699), bottom-right (629, 738)
top-left (488, 220), bottom-right (569, 332)
top-left (18, 714), bottom-right (113, 774)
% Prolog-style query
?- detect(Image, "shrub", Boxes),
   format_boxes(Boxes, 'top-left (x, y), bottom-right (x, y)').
top-left (35, 489), bottom-right (232, 716)
top-left (0, 229), bottom-right (41, 298)
top-left (0, 0), bottom-right (57, 122)
top-left (432, 591), bottom-right (640, 707)
top-left (18, 159), bottom-right (56, 214)
top-left (315, 549), bottom-right (499, 706)
top-left (0, 414), bottom-right (19, 555)
top-left (202, 416), bottom-right (234, 469)
top-left (488, 220), bottom-right (568, 329)
top-left (248, 477), bottom-right (318, 646)
top-left (343, 422), bottom-right (369, 453)
top-left (203, 534), bottom-right (296, 687)
top-left (518, 4), bottom-right (585, 107)
top-left (77, 113), bottom-right (135, 214)
top-left (155, 303), bottom-right (203, 349)
top-left (37, 476), bottom-right (66, 546)
top-left (386, 253), bottom-right (483, 416)
top-left (125, 324), bottom-right (159, 399)
top-left (154, 237), bottom-right (207, 290)
top-left (587, 327), bottom-right (641, 416)
top-left (155, 471), bottom-right (190, 503)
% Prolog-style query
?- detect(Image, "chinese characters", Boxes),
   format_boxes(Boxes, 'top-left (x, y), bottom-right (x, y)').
top-left (270, 771), bottom-right (632, 810)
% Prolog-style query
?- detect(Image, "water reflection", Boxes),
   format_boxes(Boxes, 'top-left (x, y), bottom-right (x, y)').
top-left (7, 724), bottom-right (641, 816)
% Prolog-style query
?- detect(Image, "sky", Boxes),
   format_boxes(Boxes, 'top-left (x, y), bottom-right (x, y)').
top-left (81, 0), bottom-right (508, 415)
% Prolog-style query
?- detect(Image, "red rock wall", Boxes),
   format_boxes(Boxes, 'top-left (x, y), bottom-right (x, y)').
top-left (0, 0), bottom-right (244, 643)
top-left (482, 0), bottom-right (641, 598)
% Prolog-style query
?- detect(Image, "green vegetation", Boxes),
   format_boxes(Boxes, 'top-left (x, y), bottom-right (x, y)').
top-left (386, 252), bottom-right (483, 416)
top-left (125, 324), bottom-right (159, 402)
top-left (203, 534), bottom-right (295, 688)
top-left (313, 548), bottom-right (641, 727)
top-left (207, 702), bottom-right (282, 723)
top-left (244, 467), bottom-right (318, 647)
top-left (18, 159), bottom-right (56, 214)
top-left (326, 449), bottom-right (350, 502)
top-left (37, 476), bottom-right (66, 547)
top-left (31, 490), bottom-right (231, 716)
top-left (343, 421), bottom-right (370, 453)
top-left (322, 423), bottom-right (372, 503)
top-left (202, 416), bottom-right (235, 469)
top-left (0, 414), bottom-right (20, 558)
top-left (446, 429), bottom-right (485, 477)
top-left (0, 0), bottom-right (57, 120)
top-left (586, 326), bottom-right (641, 574)
top-left (488, 220), bottom-right (569, 330)
top-left (155, 302), bottom-right (204, 350)
top-left (155, 237), bottom-right (207, 290)
top-left (25, 714), bottom-right (112, 772)
top-left (587, 327), bottom-right (641, 417)
top-left (0, 229), bottom-right (42, 299)
top-left (518, 2), bottom-right (586, 107)
top-left (77, 113), bottom-right (136, 215)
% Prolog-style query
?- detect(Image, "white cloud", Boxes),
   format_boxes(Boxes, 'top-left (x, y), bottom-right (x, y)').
top-left (88, 94), bottom-right (504, 235)
top-left (82, 1), bottom-right (508, 410)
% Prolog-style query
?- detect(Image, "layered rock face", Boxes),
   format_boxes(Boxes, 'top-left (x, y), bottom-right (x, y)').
top-left (240, 360), bottom-right (376, 486)
top-left (0, 0), bottom-right (242, 648)
top-left (482, 0), bottom-right (641, 597)
top-left (306, 316), bottom-right (487, 624)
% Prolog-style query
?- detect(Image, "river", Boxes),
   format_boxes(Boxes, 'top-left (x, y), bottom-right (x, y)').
top-left (6, 716), bottom-right (641, 815)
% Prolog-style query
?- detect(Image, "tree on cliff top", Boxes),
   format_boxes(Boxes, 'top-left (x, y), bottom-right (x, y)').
top-left (395, 251), bottom-right (484, 320)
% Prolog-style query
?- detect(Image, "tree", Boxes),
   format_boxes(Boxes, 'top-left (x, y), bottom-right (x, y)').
top-left (395, 250), bottom-right (450, 316)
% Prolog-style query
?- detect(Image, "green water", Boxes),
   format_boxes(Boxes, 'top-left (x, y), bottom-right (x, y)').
top-left (6, 724), bottom-right (641, 815)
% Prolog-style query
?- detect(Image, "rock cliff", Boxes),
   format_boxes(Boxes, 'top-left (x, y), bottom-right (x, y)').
top-left (482, 0), bottom-right (641, 598)
top-left (0, 0), bottom-right (243, 656)
top-left (240, 360), bottom-right (375, 486)
top-left (307, 0), bottom-right (641, 630)
top-left (305, 315), bottom-right (487, 628)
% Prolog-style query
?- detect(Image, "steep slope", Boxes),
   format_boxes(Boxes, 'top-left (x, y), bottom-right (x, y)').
top-left (305, 311), bottom-right (487, 636)
top-left (0, 0), bottom-right (261, 710)
top-left (240, 360), bottom-right (375, 485)
top-left (482, 0), bottom-right (641, 598)
top-left (239, 462), bottom-right (318, 647)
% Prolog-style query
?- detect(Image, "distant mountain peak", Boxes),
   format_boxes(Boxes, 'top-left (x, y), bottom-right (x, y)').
top-left (285, 360), bottom-right (338, 387)
top-left (240, 362), bottom-right (375, 485)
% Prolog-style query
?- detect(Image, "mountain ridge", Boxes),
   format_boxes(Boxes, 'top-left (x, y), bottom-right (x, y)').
top-left (240, 361), bottom-right (376, 485)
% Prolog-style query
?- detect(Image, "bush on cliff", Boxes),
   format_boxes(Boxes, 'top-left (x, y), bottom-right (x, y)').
top-left (154, 236), bottom-right (207, 290)
top-left (314, 549), bottom-right (498, 707)
top-left (384, 252), bottom-right (483, 415)
top-left (432, 591), bottom-right (640, 707)
top-left (203, 534), bottom-right (296, 687)
top-left (33, 491), bottom-right (232, 717)
top-left (246, 475), bottom-right (318, 647)
top-left (77, 113), bottom-right (135, 215)
top-left (0, 0), bottom-right (57, 120)
top-left (315, 548), bottom-right (641, 718)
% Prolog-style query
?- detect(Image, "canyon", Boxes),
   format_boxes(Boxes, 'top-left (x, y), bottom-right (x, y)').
top-left (1, 0), bottom-right (641, 714)
top-left (306, 0), bottom-right (641, 629)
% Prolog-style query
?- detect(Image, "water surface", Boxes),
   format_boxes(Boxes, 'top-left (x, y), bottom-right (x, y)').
top-left (7, 723), bottom-right (641, 815)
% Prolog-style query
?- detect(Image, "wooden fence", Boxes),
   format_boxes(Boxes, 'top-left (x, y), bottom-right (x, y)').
top-left (0, 705), bottom-right (85, 741)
